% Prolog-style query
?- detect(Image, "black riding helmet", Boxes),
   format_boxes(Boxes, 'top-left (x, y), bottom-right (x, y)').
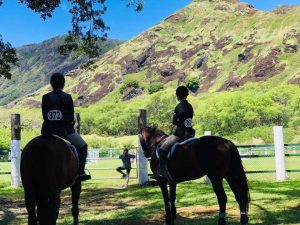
top-left (176, 86), bottom-right (189, 98)
top-left (50, 73), bottom-right (65, 90)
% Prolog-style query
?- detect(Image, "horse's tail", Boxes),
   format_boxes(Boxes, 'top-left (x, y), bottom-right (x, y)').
top-left (227, 141), bottom-right (250, 213)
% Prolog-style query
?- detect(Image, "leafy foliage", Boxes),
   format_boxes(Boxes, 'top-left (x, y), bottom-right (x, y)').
top-left (186, 77), bottom-right (199, 92)
top-left (194, 84), bottom-right (300, 137)
top-left (148, 82), bottom-right (164, 94)
top-left (0, 36), bottom-right (18, 79)
top-left (19, 0), bottom-right (60, 19)
top-left (119, 80), bottom-right (140, 94)
top-left (17, 0), bottom-right (143, 57)
top-left (0, 0), bottom-right (143, 78)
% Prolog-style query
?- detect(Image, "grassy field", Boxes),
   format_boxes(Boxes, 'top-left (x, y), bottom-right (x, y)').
top-left (0, 154), bottom-right (300, 225)
top-left (0, 178), bottom-right (299, 225)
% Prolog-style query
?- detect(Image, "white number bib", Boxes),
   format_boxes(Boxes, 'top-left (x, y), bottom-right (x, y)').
top-left (47, 110), bottom-right (62, 121)
top-left (184, 118), bottom-right (193, 128)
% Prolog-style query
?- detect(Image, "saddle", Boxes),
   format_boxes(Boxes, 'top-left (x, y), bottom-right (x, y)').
top-left (52, 135), bottom-right (79, 168)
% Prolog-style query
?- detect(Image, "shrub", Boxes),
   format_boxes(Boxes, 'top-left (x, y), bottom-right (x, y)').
top-left (148, 82), bottom-right (164, 94)
top-left (120, 80), bottom-right (139, 94)
top-left (186, 77), bottom-right (199, 92)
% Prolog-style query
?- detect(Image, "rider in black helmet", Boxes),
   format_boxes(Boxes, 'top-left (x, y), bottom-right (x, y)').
top-left (157, 85), bottom-right (194, 177)
top-left (41, 73), bottom-right (91, 181)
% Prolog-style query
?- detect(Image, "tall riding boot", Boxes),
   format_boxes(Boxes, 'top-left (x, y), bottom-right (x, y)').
top-left (158, 150), bottom-right (168, 177)
top-left (78, 145), bottom-right (91, 181)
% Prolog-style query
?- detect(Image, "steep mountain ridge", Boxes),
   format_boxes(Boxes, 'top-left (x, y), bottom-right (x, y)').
top-left (1, 0), bottom-right (300, 143)
top-left (11, 0), bottom-right (300, 107)
top-left (0, 36), bottom-right (122, 105)
top-left (63, 0), bottom-right (300, 104)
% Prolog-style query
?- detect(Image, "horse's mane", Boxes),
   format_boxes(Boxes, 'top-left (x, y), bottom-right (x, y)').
top-left (144, 126), bottom-right (167, 137)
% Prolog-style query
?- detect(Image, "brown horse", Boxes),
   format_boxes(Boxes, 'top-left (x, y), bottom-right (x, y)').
top-left (21, 136), bottom-right (81, 225)
top-left (139, 126), bottom-right (250, 225)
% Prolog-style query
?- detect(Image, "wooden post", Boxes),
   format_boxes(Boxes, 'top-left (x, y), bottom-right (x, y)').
top-left (273, 126), bottom-right (286, 181)
top-left (74, 113), bottom-right (80, 134)
top-left (204, 131), bottom-right (212, 185)
top-left (137, 109), bottom-right (148, 185)
top-left (11, 114), bottom-right (21, 187)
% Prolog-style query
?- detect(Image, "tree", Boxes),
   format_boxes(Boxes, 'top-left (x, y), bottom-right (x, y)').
top-left (0, 0), bottom-right (144, 79)
top-left (0, 35), bottom-right (18, 79)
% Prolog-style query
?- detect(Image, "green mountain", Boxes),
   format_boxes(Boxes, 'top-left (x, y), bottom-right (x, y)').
top-left (3, 0), bottom-right (300, 144)
top-left (0, 36), bottom-right (123, 106)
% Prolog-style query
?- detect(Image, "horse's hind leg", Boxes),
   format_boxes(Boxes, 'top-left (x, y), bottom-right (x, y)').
top-left (210, 178), bottom-right (227, 225)
top-left (36, 193), bottom-right (49, 225)
top-left (24, 188), bottom-right (37, 225)
top-left (71, 180), bottom-right (82, 225)
top-left (48, 190), bottom-right (61, 225)
top-left (226, 177), bottom-right (249, 225)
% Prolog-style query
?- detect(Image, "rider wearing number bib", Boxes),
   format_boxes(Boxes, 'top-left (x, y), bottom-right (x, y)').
top-left (41, 73), bottom-right (91, 181)
top-left (158, 86), bottom-right (194, 177)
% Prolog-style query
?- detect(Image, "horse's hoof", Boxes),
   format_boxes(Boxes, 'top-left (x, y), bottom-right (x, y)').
top-left (240, 214), bottom-right (249, 225)
top-left (164, 222), bottom-right (174, 225)
top-left (218, 218), bottom-right (226, 225)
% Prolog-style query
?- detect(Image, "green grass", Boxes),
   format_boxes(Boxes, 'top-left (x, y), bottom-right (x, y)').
top-left (0, 153), bottom-right (300, 224)
top-left (0, 178), bottom-right (299, 225)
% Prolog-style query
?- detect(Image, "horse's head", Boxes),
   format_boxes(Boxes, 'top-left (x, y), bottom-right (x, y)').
top-left (138, 126), bottom-right (167, 158)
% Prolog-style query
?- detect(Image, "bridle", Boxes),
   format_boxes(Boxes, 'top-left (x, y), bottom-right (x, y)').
top-left (141, 127), bottom-right (168, 157)
top-left (149, 134), bottom-right (167, 151)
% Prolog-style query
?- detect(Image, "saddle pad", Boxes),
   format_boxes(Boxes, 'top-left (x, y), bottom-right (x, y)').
top-left (168, 137), bottom-right (197, 159)
top-left (156, 137), bottom-right (197, 159)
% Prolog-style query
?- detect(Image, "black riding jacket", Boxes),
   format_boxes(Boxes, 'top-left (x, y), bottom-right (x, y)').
top-left (172, 99), bottom-right (194, 138)
top-left (41, 90), bottom-right (75, 136)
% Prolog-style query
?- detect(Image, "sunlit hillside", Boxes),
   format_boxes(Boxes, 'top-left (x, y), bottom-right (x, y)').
top-left (1, 0), bottom-right (300, 148)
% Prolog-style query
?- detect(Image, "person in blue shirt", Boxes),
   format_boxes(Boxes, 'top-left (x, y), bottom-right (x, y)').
top-left (116, 148), bottom-right (136, 187)
top-left (41, 73), bottom-right (91, 181)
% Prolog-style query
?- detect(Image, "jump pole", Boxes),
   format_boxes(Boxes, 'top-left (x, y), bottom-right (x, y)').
top-left (11, 114), bottom-right (22, 187)
top-left (137, 109), bottom-right (148, 185)
top-left (273, 126), bottom-right (286, 181)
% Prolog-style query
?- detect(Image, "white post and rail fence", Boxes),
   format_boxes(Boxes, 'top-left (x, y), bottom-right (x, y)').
top-left (1, 112), bottom-right (299, 187)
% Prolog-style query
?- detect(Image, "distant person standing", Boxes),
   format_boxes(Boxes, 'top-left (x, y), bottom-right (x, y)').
top-left (116, 148), bottom-right (136, 188)
top-left (41, 73), bottom-right (91, 181)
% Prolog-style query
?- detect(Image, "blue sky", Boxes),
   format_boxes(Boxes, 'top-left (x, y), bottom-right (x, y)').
top-left (0, 0), bottom-right (299, 47)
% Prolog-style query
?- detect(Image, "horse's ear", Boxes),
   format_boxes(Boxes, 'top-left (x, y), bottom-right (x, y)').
top-left (139, 127), bottom-right (145, 134)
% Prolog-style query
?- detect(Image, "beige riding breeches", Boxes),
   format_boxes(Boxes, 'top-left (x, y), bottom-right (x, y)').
top-left (67, 133), bottom-right (87, 149)
top-left (160, 135), bottom-right (180, 151)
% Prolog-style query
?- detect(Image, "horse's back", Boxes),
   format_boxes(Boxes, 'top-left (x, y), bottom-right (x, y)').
top-left (21, 135), bottom-right (78, 190)
top-left (168, 135), bottom-right (240, 182)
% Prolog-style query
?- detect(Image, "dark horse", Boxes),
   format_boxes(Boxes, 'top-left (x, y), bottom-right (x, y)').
top-left (139, 127), bottom-right (250, 225)
top-left (21, 136), bottom-right (81, 225)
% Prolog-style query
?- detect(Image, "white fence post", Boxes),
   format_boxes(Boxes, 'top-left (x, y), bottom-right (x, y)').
top-left (273, 126), bottom-right (286, 181)
top-left (11, 114), bottom-right (22, 187)
top-left (137, 109), bottom-right (148, 185)
top-left (204, 131), bottom-right (212, 185)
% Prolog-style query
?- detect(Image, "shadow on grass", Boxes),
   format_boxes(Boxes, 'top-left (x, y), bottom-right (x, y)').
top-left (0, 210), bottom-right (16, 225)
top-left (250, 202), bottom-right (300, 225)
top-left (75, 180), bottom-right (300, 225)
top-left (1, 180), bottom-right (300, 225)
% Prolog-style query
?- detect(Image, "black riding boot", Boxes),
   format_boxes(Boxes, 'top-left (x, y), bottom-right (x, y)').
top-left (158, 150), bottom-right (168, 177)
top-left (78, 145), bottom-right (91, 181)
